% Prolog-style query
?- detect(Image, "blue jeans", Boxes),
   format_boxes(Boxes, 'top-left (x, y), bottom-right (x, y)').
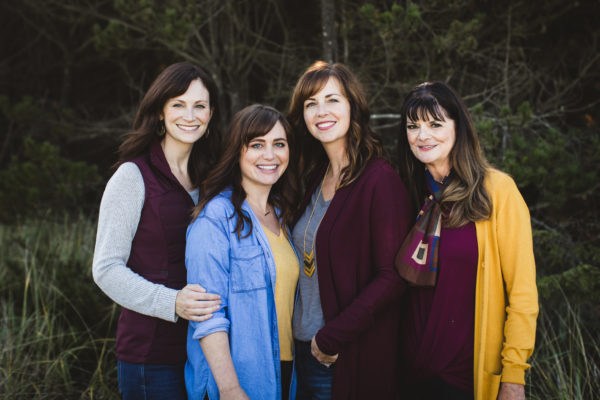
top-left (294, 340), bottom-right (334, 400)
top-left (117, 360), bottom-right (187, 400)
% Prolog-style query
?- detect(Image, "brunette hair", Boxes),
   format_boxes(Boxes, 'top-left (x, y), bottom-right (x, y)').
top-left (117, 62), bottom-right (221, 187)
top-left (287, 61), bottom-right (382, 188)
top-left (397, 81), bottom-right (492, 227)
top-left (193, 104), bottom-right (299, 239)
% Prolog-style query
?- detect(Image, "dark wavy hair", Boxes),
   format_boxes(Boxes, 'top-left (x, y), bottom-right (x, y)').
top-left (193, 104), bottom-right (299, 239)
top-left (117, 62), bottom-right (221, 188)
top-left (287, 61), bottom-right (382, 188)
top-left (397, 81), bottom-right (492, 227)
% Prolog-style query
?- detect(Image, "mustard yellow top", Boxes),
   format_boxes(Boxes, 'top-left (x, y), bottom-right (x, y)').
top-left (473, 169), bottom-right (539, 399)
top-left (263, 226), bottom-right (299, 361)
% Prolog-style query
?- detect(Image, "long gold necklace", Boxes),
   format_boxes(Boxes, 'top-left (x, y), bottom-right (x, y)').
top-left (302, 164), bottom-right (329, 277)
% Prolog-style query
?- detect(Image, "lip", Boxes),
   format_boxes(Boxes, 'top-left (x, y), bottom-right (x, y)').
top-left (419, 145), bottom-right (437, 151)
top-left (257, 164), bottom-right (279, 173)
top-left (176, 124), bottom-right (200, 131)
top-left (316, 121), bottom-right (336, 130)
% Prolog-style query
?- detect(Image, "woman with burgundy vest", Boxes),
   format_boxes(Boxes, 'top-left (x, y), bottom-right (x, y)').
top-left (92, 62), bottom-right (222, 399)
top-left (286, 61), bottom-right (413, 399)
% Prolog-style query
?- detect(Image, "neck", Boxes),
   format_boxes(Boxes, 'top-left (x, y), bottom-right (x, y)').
top-left (161, 138), bottom-right (193, 174)
top-left (242, 180), bottom-right (272, 215)
top-left (426, 163), bottom-right (451, 183)
top-left (322, 141), bottom-right (349, 179)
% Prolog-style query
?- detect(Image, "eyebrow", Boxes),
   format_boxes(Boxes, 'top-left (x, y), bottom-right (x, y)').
top-left (250, 137), bottom-right (288, 142)
top-left (305, 93), bottom-right (341, 101)
top-left (171, 99), bottom-right (210, 103)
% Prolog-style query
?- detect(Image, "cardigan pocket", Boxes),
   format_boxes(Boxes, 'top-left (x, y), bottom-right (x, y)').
top-left (481, 370), bottom-right (501, 400)
top-left (231, 245), bottom-right (268, 293)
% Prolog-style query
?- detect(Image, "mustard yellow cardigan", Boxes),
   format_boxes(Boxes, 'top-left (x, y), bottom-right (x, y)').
top-left (473, 169), bottom-right (539, 399)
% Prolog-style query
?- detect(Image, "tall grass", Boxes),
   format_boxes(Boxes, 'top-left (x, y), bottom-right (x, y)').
top-left (0, 216), bottom-right (598, 398)
top-left (0, 215), bottom-right (119, 399)
top-left (528, 298), bottom-right (600, 400)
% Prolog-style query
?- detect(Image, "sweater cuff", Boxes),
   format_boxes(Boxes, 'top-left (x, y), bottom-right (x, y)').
top-left (501, 365), bottom-right (526, 385)
top-left (156, 287), bottom-right (179, 323)
top-left (314, 329), bottom-right (339, 356)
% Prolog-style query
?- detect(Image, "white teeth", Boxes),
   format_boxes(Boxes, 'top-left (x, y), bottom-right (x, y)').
top-left (258, 165), bottom-right (277, 171)
top-left (317, 122), bottom-right (335, 129)
top-left (177, 124), bottom-right (199, 131)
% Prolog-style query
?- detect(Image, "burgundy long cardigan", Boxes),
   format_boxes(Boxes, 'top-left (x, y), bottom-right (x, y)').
top-left (296, 158), bottom-right (413, 399)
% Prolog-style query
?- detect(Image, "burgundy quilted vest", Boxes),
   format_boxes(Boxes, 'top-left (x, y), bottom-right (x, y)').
top-left (115, 140), bottom-right (194, 364)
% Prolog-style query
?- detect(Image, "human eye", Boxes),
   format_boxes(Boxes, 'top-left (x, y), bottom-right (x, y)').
top-left (274, 141), bottom-right (287, 148)
top-left (195, 104), bottom-right (206, 109)
top-left (171, 102), bottom-right (183, 108)
top-left (430, 121), bottom-right (443, 128)
top-left (406, 122), bottom-right (418, 130)
top-left (250, 142), bottom-right (263, 149)
top-left (304, 101), bottom-right (316, 108)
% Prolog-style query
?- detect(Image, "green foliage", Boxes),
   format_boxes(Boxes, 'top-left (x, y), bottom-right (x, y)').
top-left (538, 264), bottom-right (600, 306)
top-left (0, 137), bottom-right (101, 223)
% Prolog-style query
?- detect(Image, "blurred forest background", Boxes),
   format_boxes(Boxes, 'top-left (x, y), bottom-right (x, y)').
top-left (1, 0), bottom-right (599, 398)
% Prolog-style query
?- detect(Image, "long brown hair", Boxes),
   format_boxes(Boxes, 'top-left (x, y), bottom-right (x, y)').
top-left (397, 81), bottom-right (492, 227)
top-left (193, 104), bottom-right (299, 239)
top-left (287, 61), bottom-right (382, 188)
top-left (117, 62), bottom-right (221, 187)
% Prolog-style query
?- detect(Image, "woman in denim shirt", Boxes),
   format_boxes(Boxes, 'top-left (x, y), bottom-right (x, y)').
top-left (185, 104), bottom-right (300, 400)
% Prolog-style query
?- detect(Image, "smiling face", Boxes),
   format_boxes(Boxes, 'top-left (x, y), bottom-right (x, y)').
top-left (406, 109), bottom-right (456, 181)
top-left (239, 121), bottom-right (289, 192)
top-left (161, 78), bottom-right (212, 147)
top-left (302, 77), bottom-right (351, 148)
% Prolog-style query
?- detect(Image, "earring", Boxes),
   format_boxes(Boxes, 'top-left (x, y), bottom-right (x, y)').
top-left (158, 122), bottom-right (166, 137)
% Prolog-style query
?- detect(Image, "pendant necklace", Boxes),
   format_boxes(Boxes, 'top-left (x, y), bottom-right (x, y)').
top-left (303, 164), bottom-right (329, 277)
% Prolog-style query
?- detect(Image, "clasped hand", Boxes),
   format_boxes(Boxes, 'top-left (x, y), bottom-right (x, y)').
top-left (311, 336), bottom-right (338, 367)
top-left (175, 284), bottom-right (221, 321)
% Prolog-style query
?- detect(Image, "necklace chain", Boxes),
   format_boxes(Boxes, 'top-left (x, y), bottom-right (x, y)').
top-left (302, 164), bottom-right (330, 277)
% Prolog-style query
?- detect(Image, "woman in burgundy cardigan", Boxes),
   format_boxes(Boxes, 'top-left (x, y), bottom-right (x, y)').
top-left (287, 61), bottom-right (413, 399)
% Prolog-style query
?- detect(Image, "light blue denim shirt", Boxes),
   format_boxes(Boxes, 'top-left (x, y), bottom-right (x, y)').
top-left (185, 189), bottom-right (295, 400)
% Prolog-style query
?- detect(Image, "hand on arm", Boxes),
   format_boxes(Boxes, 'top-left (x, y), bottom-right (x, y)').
top-left (175, 284), bottom-right (221, 322)
top-left (200, 332), bottom-right (249, 400)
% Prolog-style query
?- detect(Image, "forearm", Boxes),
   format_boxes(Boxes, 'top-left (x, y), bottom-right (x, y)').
top-left (317, 169), bottom-right (411, 354)
top-left (200, 332), bottom-right (242, 393)
top-left (494, 175), bottom-right (539, 383)
top-left (316, 270), bottom-right (404, 354)
top-left (93, 257), bottom-right (179, 321)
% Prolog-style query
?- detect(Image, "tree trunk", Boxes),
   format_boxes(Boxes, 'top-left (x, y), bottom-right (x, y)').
top-left (321, 0), bottom-right (337, 63)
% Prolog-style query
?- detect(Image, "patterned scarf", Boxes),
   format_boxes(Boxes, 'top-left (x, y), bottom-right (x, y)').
top-left (395, 170), bottom-right (448, 287)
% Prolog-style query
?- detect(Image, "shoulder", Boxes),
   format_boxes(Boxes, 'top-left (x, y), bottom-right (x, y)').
top-left (104, 162), bottom-right (144, 197)
top-left (195, 189), bottom-right (234, 221)
top-left (111, 162), bottom-right (142, 183)
top-left (359, 158), bottom-right (401, 183)
top-left (484, 168), bottom-right (520, 199)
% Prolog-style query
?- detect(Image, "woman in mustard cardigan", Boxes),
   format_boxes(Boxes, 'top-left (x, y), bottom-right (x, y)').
top-left (395, 81), bottom-right (538, 400)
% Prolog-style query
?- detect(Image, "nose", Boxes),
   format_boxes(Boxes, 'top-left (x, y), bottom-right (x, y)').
top-left (184, 107), bottom-right (195, 121)
top-left (263, 144), bottom-right (275, 160)
top-left (316, 102), bottom-right (328, 117)
top-left (417, 126), bottom-right (431, 140)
